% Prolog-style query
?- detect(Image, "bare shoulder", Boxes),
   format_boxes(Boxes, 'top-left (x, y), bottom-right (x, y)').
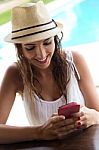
top-left (2, 62), bottom-right (23, 92)
top-left (72, 51), bottom-right (85, 64)
top-left (4, 62), bottom-right (20, 79)
top-left (72, 50), bottom-right (92, 80)
top-left (5, 62), bottom-right (18, 73)
top-left (72, 50), bottom-right (88, 69)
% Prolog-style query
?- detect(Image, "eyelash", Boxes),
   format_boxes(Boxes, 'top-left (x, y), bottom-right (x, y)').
top-left (25, 41), bottom-right (52, 51)
top-left (44, 41), bottom-right (52, 45)
top-left (25, 46), bottom-right (35, 51)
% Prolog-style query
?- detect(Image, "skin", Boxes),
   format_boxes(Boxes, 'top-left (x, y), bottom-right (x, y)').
top-left (0, 37), bottom-right (99, 144)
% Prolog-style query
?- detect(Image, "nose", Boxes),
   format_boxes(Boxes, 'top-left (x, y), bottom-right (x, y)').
top-left (36, 44), bottom-right (46, 59)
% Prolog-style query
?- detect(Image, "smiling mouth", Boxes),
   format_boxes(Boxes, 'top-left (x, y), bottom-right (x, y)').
top-left (35, 56), bottom-right (48, 63)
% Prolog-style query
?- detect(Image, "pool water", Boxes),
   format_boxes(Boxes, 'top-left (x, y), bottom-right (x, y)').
top-left (53, 0), bottom-right (99, 47)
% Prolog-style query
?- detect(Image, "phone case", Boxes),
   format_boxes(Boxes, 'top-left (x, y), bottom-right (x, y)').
top-left (58, 102), bottom-right (80, 119)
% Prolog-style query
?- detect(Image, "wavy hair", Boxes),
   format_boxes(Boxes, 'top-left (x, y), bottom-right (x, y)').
top-left (15, 33), bottom-right (69, 100)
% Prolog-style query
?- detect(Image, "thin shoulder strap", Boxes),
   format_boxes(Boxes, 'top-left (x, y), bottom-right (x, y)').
top-left (66, 50), bottom-right (80, 81)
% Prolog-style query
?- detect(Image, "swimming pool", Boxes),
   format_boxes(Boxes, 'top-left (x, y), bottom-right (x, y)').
top-left (52, 0), bottom-right (99, 47)
top-left (0, 0), bottom-right (99, 60)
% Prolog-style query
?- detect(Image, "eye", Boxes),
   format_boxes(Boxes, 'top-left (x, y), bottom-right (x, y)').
top-left (24, 45), bottom-right (35, 51)
top-left (43, 41), bottom-right (52, 46)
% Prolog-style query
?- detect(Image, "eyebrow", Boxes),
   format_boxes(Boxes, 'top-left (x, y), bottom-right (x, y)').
top-left (24, 43), bottom-right (35, 46)
top-left (24, 37), bottom-right (51, 46)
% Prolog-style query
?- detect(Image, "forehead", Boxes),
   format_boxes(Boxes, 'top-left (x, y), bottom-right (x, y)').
top-left (23, 37), bottom-right (52, 46)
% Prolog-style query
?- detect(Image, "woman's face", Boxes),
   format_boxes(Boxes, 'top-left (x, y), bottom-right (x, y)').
top-left (22, 37), bottom-right (55, 70)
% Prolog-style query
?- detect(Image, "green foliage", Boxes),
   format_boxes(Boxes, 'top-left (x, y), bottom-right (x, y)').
top-left (43, 0), bottom-right (55, 4)
top-left (0, 10), bottom-right (11, 25)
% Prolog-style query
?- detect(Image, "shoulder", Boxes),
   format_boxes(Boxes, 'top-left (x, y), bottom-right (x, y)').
top-left (3, 62), bottom-right (23, 92)
top-left (72, 51), bottom-right (85, 64)
top-left (61, 50), bottom-right (88, 72)
top-left (72, 51), bottom-right (91, 80)
top-left (4, 62), bottom-right (20, 80)
top-left (72, 51), bottom-right (87, 70)
top-left (5, 62), bottom-right (18, 74)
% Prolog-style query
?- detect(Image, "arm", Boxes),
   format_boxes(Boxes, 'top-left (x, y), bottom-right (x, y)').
top-left (72, 51), bottom-right (99, 126)
top-left (0, 64), bottom-right (77, 143)
top-left (73, 51), bottom-right (99, 110)
top-left (0, 124), bottom-right (41, 144)
top-left (0, 64), bottom-right (17, 124)
top-left (0, 64), bottom-right (40, 144)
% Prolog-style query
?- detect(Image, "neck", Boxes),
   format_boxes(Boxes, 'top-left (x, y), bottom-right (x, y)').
top-left (33, 65), bottom-right (53, 79)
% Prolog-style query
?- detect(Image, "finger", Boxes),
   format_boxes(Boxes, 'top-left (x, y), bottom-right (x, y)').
top-left (57, 124), bottom-right (75, 132)
top-left (46, 115), bottom-right (65, 129)
top-left (51, 113), bottom-right (58, 117)
top-left (80, 111), bottom-right (85, 116)
top-left (54, 125), bottom-right (76, 139)
top-left (75, 120), bottom-right (87, 130)
top-left (51, 115), bottom-right (65, 123)
top-left (57, 129), bottom-right (75, 139)
top-left (53, 118), bottom-right (75, 129)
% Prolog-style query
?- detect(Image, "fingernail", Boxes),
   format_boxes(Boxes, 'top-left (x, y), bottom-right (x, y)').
top-left (76, 122), bottom-right (81, 129)
top-left (77, 122), bottom-right (81, 126)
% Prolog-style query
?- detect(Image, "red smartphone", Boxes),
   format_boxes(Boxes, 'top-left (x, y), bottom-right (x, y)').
top-left (58, 102), bottom-right (80, 119)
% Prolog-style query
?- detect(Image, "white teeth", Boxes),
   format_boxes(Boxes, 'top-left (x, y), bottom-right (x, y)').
top-left (37, 57), bottom-right (47, 62)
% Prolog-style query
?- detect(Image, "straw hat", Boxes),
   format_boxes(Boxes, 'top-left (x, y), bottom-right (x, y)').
top-left (5, 1), bottom-right (63, 43)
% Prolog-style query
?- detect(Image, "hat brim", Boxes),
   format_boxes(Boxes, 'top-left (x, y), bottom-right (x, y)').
top-left (4, 22), bottom-right (63, 44)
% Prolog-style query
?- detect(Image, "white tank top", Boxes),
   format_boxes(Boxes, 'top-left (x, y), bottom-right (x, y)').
top-left (23, 50), bottom-right (85, 126)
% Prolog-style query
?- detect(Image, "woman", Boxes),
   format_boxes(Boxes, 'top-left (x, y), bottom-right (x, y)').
top-left (0, 0), bottom-right (99, 144)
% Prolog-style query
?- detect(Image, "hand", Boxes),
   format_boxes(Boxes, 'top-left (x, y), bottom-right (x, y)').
top-left (74, 106), bottom-right (98, 129)
top-left (39, 114), bottom-right (77, 140)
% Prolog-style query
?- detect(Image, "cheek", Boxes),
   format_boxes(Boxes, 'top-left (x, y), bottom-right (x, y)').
top-left (52, 46), bottom-right (55, 56)
top-left (49, 43), bottom-right (55, 54)
top-left (22, 50), bottom-right (33, 59)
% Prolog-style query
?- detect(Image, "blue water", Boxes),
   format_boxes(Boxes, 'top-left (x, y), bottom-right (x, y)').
top-left (53, 0), bottom-right (99, 47)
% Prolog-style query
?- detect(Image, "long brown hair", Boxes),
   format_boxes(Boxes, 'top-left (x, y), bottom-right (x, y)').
top-left (15, 34), bottom-right (69, 99)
